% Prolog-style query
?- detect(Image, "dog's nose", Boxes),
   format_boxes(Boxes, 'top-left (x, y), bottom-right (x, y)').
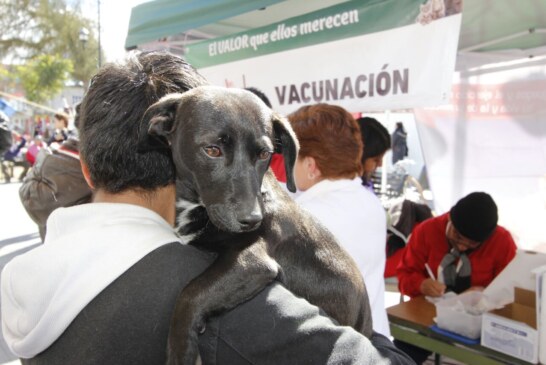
top-left (239, 212), bottom-right (263, 231)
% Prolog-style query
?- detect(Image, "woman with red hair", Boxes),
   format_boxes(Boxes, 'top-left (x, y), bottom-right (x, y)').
top-left (288, 103), bottom-right (390, 337)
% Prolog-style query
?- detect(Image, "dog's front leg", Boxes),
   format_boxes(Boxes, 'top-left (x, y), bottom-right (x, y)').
top-left (167, 239), bottom-right (280, 365)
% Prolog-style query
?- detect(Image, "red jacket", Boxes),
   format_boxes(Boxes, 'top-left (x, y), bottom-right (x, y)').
top-left (397, 213), bottom-right (517, 298)
top-left (269, 153), bottom-right (286, 182)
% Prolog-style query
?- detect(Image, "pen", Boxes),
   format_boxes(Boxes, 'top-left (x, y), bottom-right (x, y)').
top-left (425, 263), bottom-right (436, 280)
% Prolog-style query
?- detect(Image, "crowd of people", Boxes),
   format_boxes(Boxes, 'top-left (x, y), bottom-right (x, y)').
top-left (0, 50), bottom-right (519, 364)
top-left (0, 111), bottom-right (73, 184)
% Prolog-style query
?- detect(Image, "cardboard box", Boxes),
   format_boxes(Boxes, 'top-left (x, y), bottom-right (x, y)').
top-left (479, 251), bottom-right (546, 364)
top-left (481, 287), bottom-right (538, 363)
top-left (535, 265), bottom-right (546, 364)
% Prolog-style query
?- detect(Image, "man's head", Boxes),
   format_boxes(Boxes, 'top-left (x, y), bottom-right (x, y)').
top-left (356, 117), bottom-right (390, 182)
top-left (78, 51), bottom-right (207, 193)
top-left (447, 192), bottom-right (498, 251)
top-left (54, 112), bottom-right (69, 129)
top-left (244, 87), bottom-right (272, 108)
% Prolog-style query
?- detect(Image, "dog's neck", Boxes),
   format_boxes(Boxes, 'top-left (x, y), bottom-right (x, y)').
top-left (174, 172), bottom-right (281, 248)
top-left (175, 197), bottom-right (259, 251)
top-left (175, 178), bottom-right (200, 203)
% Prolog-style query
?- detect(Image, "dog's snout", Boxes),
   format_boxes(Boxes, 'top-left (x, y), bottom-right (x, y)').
top-left (238, 211), bottom-right (263, 231)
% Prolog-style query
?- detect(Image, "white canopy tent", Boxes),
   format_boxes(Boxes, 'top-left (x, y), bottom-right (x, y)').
top-left (126, 0), bottom-right (546, 252)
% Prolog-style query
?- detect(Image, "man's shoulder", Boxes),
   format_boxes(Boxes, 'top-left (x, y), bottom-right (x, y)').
top-left (490, 225), bottom-right (515, 243)
top-left (130, 242), bottom-right (215, 278)
top-left (27, 242), bottom-right (215, 365)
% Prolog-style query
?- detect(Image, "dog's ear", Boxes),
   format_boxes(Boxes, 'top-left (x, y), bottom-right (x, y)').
top-left (146, 93), bottom-right (185, 138)
top-left (138, 93), bottom-right (184, 152)
top-left (272, 113), bottom-right (299, 193)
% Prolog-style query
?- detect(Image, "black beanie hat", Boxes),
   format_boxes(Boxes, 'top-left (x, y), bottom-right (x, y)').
top-left (450, 192), bottom-right (498, 242)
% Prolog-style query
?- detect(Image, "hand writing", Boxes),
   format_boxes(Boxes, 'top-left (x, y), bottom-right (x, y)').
top-left (420, 278), bottom-right (446, 297)
top-left (464, 286), bottom-right (485, 293)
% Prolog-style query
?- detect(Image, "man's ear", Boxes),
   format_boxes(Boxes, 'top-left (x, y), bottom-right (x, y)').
top-left (139, 93), bottom-right (185, 151)
top-left (80, 160), bottom-right (94, 189)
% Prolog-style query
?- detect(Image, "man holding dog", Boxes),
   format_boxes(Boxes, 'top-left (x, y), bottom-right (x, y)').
top-left (1, 51), bottom-right (414, 364)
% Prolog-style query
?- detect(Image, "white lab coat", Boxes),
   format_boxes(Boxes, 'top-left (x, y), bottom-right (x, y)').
top-left (295, 178), bottom-right (390, 337)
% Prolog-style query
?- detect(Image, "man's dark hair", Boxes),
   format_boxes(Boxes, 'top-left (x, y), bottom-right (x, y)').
top-left (356, 117), bottom-right (391, 162)
top-left (79, 51), bottom-right (208, 193)
top-left (244, 87), bottom-right (272, 108)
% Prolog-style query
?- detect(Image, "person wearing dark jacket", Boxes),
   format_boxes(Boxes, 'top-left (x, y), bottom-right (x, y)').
top-left (244, 86), bottom-right (288, 184)
top-left (391, 122), bottom-right (408, 164)
top-left (0, 111), bottom-right (11, 157)
top-left (47, 112), bottom-right (69, 146)
top-left (19, 135), bottom-right (92, 240)
top-left (1, 131), bottom-right (26, 183)
top-left (1, 51), bottom-right (414, 365)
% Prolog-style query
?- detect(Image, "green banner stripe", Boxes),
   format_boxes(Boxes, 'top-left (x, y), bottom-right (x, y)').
top-left (186, 0), bottom-right (423, 68)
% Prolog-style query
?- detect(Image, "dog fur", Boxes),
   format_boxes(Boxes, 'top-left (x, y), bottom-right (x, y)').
top-left (143, 86), bottom-right (373, 365)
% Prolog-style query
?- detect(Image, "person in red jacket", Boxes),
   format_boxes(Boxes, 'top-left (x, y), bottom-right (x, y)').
top-left (395, 191), bottom-right (517, 364)
top-left (244, 87), bottom-right (287, 183)
top-left (397, 191), bottom-right (517, 298)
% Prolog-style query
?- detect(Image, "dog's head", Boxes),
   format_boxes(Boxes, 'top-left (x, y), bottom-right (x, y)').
top-left (142, 86), bottom-right (298, 233)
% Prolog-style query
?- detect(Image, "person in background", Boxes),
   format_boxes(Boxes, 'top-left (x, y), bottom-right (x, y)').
top-left (0, 111), bottom-right (11, 158)
top-left (1, 130), bottom-right (27, 183)
top-left (356, 116), bottom-right (406, 278)
top-left (244, 87), bottom-right (270, 108)
top-left (391, 121), bottom-right (408, 164)
top-left (0, 112), bottom-right (13, 182)
top-left (1, 51), bottom-right (414, 365)
top-left (395, 191), bottom-right (517, 364)
top-left (384, 199), bottom-right (433, 278)
top-left (47, 112), bottom-right (69, 146)
top-left (244, 86), bottom-right (287, 184)
top-left (357, 117), bottom-right (391, 192)
top-left (25, 134), bottom-right (44, 166)
top-left (19, 105), bottom-right (92, 241)
top-left (289, 103), bottom-right (390, 337)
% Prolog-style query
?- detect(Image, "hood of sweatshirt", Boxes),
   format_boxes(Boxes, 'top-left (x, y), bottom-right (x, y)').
top-left (1, 203), bottom-right (181, 358)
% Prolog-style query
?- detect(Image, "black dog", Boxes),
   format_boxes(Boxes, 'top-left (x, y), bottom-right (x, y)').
top-left (143, 86), bottom-right (373, 365)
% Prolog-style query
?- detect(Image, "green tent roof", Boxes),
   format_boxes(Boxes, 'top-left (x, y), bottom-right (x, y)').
top-left (125, 0), bottom-right (546, 60)
top-left (125, 0), bottom-right (284, 49)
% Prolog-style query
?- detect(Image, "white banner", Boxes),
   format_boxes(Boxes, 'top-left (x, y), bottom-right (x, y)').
top-left (197, 14), bottom-right (461, 114)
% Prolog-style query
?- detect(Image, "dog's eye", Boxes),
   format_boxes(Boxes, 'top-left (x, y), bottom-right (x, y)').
top-left (204, 146), bottom-right (222, 158)
top-left (258, 150), bottom-right (272, 161)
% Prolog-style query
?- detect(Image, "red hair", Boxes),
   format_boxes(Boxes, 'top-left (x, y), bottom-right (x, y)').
top-left (288, 104), bottom-right (363, 179)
